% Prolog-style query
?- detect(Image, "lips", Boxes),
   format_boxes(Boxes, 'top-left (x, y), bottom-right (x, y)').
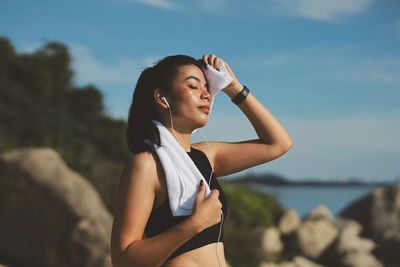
top-left (199, 106), bottom-right (210, 114)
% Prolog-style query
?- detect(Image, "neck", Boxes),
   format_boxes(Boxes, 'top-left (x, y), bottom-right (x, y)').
top-left (161, 121), bottom-right (192, 152)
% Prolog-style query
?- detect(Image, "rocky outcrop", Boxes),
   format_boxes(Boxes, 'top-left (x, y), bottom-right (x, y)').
top-left (259, 255), bottom-right (323, 267)
top-left (338, 185), bottom-right (400, 267)
top-left (278, 208), bottom-right (300, 235)
top-left (261, 227), bottom-right (284, 261)
top-left (259, 205), bottom-right (383, 267)
top-left (295, 208), bottom-right (338, 259)
top-left (319, 218), bottom-right (382, 267)
top-left (0, 147), bottom-right (112, 267)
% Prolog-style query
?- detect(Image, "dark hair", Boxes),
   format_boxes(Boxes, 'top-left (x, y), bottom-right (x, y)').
top-left (127, 54), bottom-right (204, 154)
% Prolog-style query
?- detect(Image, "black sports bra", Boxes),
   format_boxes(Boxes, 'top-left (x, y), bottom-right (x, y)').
top-left (144, 146), bottom-right (228, 262)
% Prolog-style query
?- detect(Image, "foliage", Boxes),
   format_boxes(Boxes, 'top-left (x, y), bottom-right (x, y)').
top-left (220, 179), bottom-right (281, 228)
top-left (219, 180), bottom-right (283, 267)
top-left (0, 36), bottom-right (130, 212)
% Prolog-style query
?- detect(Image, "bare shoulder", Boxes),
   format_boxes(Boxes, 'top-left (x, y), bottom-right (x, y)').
top-left (111, 150), bottom-right (161, 257)
top-left (123, 150), bottom-right (162, 193)
top-left (126, 150), bottom-right (156, 171)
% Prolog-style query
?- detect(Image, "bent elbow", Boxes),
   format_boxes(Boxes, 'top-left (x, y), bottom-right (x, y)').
top-left (281, 142), bottom-right (293, 153)
top-left (287, 142), bottom-right (294, 150)
top-left (111, 242), bottom-right (130, 267)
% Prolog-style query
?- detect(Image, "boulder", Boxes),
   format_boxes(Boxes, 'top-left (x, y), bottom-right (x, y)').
top-left (261, 227), bottom-right (283, 261)
top-left (339, 185), bottom-right (400, 238)
top-left (293, 207), bottom-right (338, 259)
top-left (342, 252), bottom-right (383, 267)
top-left (278, 208), bottom-right (301, 235)
top-left (319, 219), bottom-right (382, 267)
top-left (304, 205), bottom-right (334, 222)
top-left (260, 261), bottom-right (296, 267)
top-left (292, 256), bottom-right (324, 267)
top-left (338, 185), bottom-right (400, 266)
top-left (0, 147), bottom-right (112, 267)
top-left (259, 256), bottom-right (323, 267)
top-left (336, 220), bottom-right (375, 255)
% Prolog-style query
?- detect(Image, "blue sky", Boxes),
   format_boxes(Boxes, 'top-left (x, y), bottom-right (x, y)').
top-left (1, 0), bottom-right (399, 182)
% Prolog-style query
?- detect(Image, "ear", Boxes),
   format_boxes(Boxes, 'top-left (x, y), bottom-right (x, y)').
top-left (154, 88), bottom-right (169, 109)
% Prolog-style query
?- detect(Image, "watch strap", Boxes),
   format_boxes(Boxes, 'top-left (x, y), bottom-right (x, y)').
top-left (231, 85), bottom-right (250, 105)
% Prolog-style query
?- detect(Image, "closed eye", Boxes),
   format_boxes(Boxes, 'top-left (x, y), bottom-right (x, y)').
top-left (189, 83), bottom-right (209, 93)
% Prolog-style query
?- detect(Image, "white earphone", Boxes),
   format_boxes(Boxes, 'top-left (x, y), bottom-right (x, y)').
top-left (161, 95), bottom-right (224, 267)
top-left (161, 96), bottom-right (170, 108)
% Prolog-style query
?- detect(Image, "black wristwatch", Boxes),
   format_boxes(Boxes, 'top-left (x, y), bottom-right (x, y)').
top-left (231, 85), bottom-right (250, 105)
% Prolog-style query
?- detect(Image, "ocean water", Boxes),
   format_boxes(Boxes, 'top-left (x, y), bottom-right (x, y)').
top-left (247, 183), bottom-right (380, 219)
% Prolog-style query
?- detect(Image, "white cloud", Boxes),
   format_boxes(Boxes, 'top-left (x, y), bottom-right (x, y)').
top-left (200, 109), bottom-right (400, 180)
top-left (17, 42), bottom-right (42, 54)
top-left (198, 0), bottom-right (226, 12)
top-left (265, 0), bottom-right (374, 22)
top-left (141, 54), bottom-right (164, 67)
top-left (205, 110), bottom-right (400, 153)
top-left (125, 0), bottom-right (180, 10)
top-left (395, 21), bottom-right (400, 41)
top-left (16, 41), bottom-right (145, 87)
top-left (286, 111), bottom-right (400, 153)
top-left (69, 43), bottom-right (140, 86)
top-left (290, 0), bottom-right (372, 21)
top-left (122, 0), bottom-right (374, 22)
top-left (353, 57), bottom-right (400, 86)
top-left (232, 47), bottom-right (400, 87)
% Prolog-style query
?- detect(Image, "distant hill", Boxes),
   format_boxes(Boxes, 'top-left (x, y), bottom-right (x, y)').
top-left (228, 172), bottom-right (395, 187)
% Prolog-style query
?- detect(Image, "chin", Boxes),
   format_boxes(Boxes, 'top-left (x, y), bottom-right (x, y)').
top-left (196, 116), bottom-right (208, 128)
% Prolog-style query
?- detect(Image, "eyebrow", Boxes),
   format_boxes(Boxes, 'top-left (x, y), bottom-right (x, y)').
top-left (184, 76), bottom-right (208, 87)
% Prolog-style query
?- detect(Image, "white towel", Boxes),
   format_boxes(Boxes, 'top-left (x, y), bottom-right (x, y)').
top-left (144, 119), bottom-right (212, 216)
top-left (201, 59), bottom-right (233, 115)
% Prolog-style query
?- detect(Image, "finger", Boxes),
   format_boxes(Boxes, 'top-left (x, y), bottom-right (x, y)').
top-left (196, 180), bottom-right (205, 201)
top-left (215, 57), bottom-right (221, 71)
top-left (208, 54), bottom-right (216, 67)
top-left (212, 56), bottom-right (219, 70)
top-left (223, 62), bottom-right (236, 79)
top-left (202, 54), bottom-right (209, 68)
top-left (212, 189), bottom-right (220, 197)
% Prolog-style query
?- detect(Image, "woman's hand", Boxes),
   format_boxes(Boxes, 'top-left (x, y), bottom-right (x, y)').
top-left (189, 180), bottom-right (223, 233)
top-left (201, 54), bottom-right (243, 94)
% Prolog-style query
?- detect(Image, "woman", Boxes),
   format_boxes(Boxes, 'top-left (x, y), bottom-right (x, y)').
top-left (111, 54), bottom-right (293, 267)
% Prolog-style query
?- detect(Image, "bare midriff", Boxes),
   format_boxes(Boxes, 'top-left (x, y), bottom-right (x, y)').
top-left (161, 242), bottom-right (227, 267)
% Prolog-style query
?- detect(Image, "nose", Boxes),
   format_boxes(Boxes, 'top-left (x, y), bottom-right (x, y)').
top-left (201, 85), bottom-right (211, 101)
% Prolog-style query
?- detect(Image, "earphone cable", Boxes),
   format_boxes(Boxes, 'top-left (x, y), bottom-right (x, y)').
top-left (167, 104), bottom-right (223, 267)
top-left (196, 128), bottom-right (224, 267)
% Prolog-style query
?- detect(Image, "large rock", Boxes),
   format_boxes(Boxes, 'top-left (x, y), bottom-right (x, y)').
top-left (335, 220), bottom-right (375, 255)
top-left (338, 185), bottom-right (400, 265)
top-left (319, 219), bottom-right (382, 267)
top-left (342, 253), bottom-right (383, 267)
top-left (305, 206), bottom-right (334, 222)
top-left (261, 227), bottom-right (284, 261)
top-left (259, 256), bottom-right (324, 267)
top-left (0, 147), bottom-right (112, 267)
top-left (260, 262), bottom-right (296, 267)
top-left (292, 206), bottom-right (338, 259)
top-left (292, 256), bottom-right (324, 267)
top-left (278, 208), bottom-right (301, 235)
top-left (339, 185), bottom-right (400, 238)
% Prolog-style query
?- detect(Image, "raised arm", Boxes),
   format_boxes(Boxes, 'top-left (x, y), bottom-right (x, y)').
top-left (110, 152), bottom-right (198, 267)
top-left (196, 54), bottom-right (294, 177)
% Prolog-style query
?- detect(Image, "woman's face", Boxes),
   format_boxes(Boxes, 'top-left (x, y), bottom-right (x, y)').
top-left (168, 64), bottom-right (211, 130)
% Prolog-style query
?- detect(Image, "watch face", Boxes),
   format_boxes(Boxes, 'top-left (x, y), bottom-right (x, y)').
top-left (232, 86), bottom-right (249, 105)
